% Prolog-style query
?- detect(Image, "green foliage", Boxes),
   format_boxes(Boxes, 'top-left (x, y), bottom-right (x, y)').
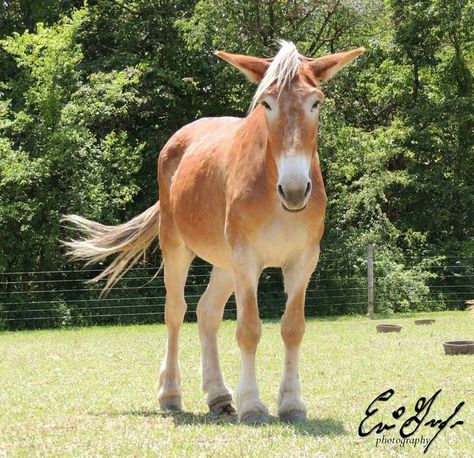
top-left (0, 0), bottom-right (472, 327)
top-left (0, 8), bottom-right (144, 273)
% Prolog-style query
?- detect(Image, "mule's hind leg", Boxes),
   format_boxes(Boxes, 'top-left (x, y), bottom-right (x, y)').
top-left (278, 246), bottom-right (320, 423)
top-left (157, 243), bottom-right (194, 411)
top-left (196, 267), bottom-right (235, 415)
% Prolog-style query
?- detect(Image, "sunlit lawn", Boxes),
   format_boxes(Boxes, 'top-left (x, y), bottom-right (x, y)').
top-left (1, 311), bottom-right (473, 457)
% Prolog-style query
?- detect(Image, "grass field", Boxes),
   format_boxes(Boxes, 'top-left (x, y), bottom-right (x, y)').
top-left (0, 311), bottom-right (473, 457)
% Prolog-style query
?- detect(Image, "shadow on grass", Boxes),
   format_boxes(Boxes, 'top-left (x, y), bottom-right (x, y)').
top-left (106, 409), bottom-right (347, 437)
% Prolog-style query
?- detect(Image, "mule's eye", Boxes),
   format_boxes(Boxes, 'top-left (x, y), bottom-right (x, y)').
top-left (261, 101), bottom-right (272, 111)
top-left (312, 101), bottom-right (321, 111)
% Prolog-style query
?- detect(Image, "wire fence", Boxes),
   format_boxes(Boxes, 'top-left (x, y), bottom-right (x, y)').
top-left (0, 248), bottom-right (473, 330)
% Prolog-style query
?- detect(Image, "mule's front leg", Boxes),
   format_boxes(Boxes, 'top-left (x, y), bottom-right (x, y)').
top-left (233, 257), bottom-right (269, 424)
top-left (279, 247), bottom-right (320, 423)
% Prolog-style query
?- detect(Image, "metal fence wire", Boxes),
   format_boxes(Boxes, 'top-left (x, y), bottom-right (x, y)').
top-left (0, 247), bottom-right (473, 330)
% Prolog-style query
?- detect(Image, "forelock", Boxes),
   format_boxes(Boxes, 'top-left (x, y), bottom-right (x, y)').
top-left (250, 40), bottom-right (302, 112)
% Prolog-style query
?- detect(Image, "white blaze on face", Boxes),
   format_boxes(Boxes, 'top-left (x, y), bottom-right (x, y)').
top-left (259, 90), bottom-right (322, 212)
top-left (278, 154), bottom-right (310, 187)
top-left (277, 154), bottom-right (312, 211)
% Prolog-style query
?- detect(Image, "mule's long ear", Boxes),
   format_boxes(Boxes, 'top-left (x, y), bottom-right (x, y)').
top-left (309, 48), bottom-right (365, 81)
top-left (215, 51), bottom-right (271, 83)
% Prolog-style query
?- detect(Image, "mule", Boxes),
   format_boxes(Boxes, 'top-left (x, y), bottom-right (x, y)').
top-left (64, 41), bottom-right (363, 424)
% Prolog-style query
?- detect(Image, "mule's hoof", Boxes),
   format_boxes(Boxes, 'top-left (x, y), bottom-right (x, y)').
top-left (159, 396), bottom-right (182, 412)
top-left (238, 400), bottom-right (269, 425)
top-left (208, 393), bottom-right (236, 415)
top-left (241, 413), bottom-right (269, 425)
top-left (279, 409), bottom-right (307, 423)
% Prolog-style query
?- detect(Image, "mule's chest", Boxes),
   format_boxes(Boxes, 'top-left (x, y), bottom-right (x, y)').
top-left (254, 215), bottom-right (316, 268)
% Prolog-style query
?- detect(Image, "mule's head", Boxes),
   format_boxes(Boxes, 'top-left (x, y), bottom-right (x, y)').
top-left (216, 41), bottom-right (364, 212)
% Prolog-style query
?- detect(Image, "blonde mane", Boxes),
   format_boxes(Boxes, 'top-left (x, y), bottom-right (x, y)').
top-left (250, 40), bottom-right (302, 112)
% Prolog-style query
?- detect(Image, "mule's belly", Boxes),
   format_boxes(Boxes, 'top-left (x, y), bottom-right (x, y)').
top-left (169, 154), bottom-right (233, 269)
top-left (172, 202), bottom-right (233, 268)
top-left (176, 215), bottom-right (232, 269)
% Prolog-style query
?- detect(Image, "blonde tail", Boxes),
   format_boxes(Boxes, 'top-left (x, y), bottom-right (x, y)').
top-left (62, 202), bottom-right (160, 294)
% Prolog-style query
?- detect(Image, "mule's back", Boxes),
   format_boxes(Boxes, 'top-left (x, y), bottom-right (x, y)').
top-left (158, 116), bottom-right (243, 192)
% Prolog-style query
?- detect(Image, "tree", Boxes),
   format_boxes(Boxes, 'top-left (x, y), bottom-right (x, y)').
top-left (0, 9), bottom-right (144, 272)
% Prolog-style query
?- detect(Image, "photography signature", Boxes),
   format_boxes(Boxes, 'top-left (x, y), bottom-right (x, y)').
top-left (358, 389), bottom-right (465, 453)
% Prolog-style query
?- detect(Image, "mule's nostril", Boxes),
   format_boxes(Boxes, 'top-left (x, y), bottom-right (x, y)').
top-left (304, 181), bottom-right (312, 197)
top-left (278, 184), bottom-right (286, 198)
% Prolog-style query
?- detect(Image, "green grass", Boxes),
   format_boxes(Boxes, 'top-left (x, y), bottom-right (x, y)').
top-left (1, 311), bottom-right (473, 457)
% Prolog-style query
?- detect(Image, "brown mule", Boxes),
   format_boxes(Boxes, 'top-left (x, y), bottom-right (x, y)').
top-left (64, 41), bottom-right (364, 424)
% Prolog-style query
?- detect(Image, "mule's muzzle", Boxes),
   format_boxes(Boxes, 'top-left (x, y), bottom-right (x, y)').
top-left (277, 180), bottom-right (311, 212)
top-left (281, 202), bottom-right (307, 213)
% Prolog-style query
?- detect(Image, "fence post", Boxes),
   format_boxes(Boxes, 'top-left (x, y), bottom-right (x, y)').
top-left (367, 242), bottom-right (374, 319)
